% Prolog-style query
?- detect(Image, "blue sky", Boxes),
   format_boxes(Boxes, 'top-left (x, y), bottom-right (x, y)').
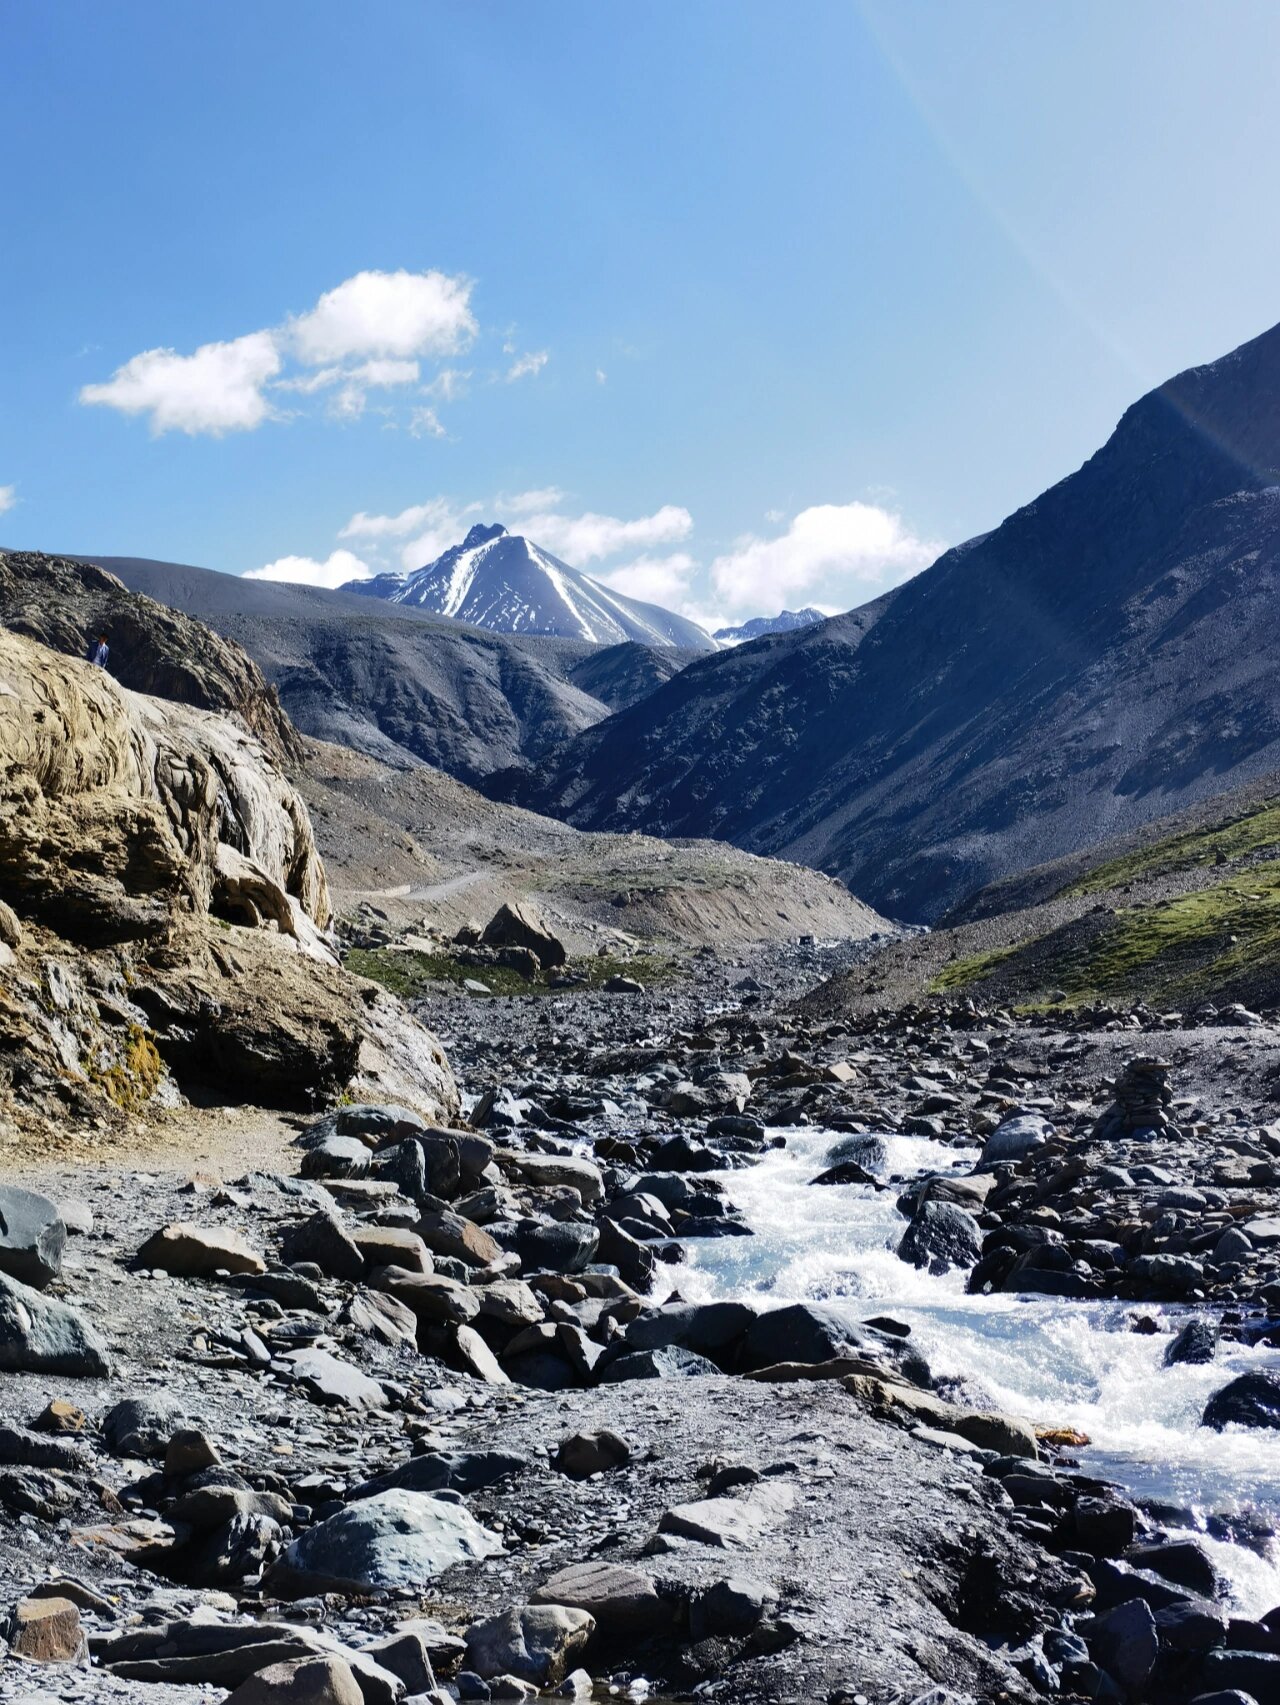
top-left (5, 1), bottom-right (1280, 628)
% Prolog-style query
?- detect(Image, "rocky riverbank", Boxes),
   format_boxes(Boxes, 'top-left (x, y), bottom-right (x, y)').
top-left (2, 940), bottom-right (1279, 1704)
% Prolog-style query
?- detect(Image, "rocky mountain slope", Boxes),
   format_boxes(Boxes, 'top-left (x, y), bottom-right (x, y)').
top-left (530, 319), bottom-right (1280, 921)
top-left (345, 522), bottom-right (715, 652)
top-left (0, 627), bottom-right (455, 1143)
top-left (713, 607), bottom-right (825, 644)
top-left (95, 554), bottom-right (693, 784)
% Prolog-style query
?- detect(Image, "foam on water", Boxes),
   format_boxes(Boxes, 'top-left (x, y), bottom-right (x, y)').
top-left (678, 1126), bottom-right (1280, 1614)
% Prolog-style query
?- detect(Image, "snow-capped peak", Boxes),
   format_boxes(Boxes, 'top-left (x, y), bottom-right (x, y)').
top-left (342, 524), bottom-right (716, 652)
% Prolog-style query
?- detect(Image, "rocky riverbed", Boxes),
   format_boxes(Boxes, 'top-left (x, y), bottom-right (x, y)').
top-left (2, 936), bottom-right (1280, 1705)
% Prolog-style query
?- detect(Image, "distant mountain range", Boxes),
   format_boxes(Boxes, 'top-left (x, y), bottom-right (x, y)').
top-left (714, 607), bottom-right (826, 645)
top-left (343, 522), bottom-right (716, 652)
top-left (525, 319), bottom-right (1280, 921)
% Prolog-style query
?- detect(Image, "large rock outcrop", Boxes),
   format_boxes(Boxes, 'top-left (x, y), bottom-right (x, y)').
top-left (0, 629), bottom-right (456, 1133)
top-left (0, 550), bottom-right (301, 768)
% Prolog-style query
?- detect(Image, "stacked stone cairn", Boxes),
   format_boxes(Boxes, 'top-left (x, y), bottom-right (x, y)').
top-left (1090, 1055), bottom-right (1175, 1141)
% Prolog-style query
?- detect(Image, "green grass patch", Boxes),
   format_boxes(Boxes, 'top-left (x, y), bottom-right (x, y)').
top-left (1060, 798), bottom-right (1280, 897)
top-left (345, 946), bottom-right (680, 999)
top-left (929, 944), bottom-right (1022, 992)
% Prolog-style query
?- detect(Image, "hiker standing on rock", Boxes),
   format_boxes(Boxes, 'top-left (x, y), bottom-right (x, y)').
top-left (90, 632), bottom-right (109, 668)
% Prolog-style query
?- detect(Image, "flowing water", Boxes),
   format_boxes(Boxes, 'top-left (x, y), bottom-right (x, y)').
top-left (677, 1128), bottom-right (1280, 1615)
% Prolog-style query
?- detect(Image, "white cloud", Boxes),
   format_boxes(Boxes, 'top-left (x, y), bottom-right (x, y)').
top-left (290, 269), bottom-right (476, 364)
top-left (244, 548), bottom-right (371, 589)
top-left (516, 503), bottom-right (693, 565)
top-left (340, 498), bottom-right (458, 542)
top-left (595, 368), bottom-right (607, 385)
top-left (506, 350), bottom-right (549, 382)
top-left (710, 501), bottom-right (943, 615)
top-left (79, 330), bottom-right (281, 436)
top-left (409, 406), bottom-right (446, 439)
top-left (0, 485), bottom-right (15, 516)
top-left (424, 367), bottom-right (470, 402)
top-left (502, 486), bottom-right (565, 515)
top-left (597, 552), bottom-right (698, 608)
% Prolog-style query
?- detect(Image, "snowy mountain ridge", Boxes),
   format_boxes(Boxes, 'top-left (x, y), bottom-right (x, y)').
top-left (343, 523), bottom-right (716, 652)
top-left (713, 607), bottom-right (827, 645)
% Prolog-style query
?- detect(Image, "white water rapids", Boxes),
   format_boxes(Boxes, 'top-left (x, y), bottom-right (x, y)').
top-left (675, 1128), bottom-right (1280, 1616)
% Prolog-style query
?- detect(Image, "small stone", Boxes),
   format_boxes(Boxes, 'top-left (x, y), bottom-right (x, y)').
top-left (32, 1399), bottom-right (85, 1434)
top-left (164, 1427), bottom-right (221, 1477)
top-left (553, 1429), bottom-right (631, 1479)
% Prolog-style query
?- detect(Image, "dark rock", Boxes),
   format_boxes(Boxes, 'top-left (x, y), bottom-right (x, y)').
top-left (1166, 1318), bottom-right (1219, 1366)
top-left (1089, 1597), bottom-right (1159, 1694)
top-left (553, 1429), bottom-right (631, 1478)
top-left (598, 1345), bottom-right (719, 1382)
top-left (279, 1213), bottom-right (364, 1282)
top-left (689, 1577), bottom-right (773, 1641)
top-left (1203, 1371), bottom-right (1280, 1431)
top-left (515, 1220), bottom-right (599, 1274)
top-left (897, 1200), bottom-right (982, 1274)
top-left (480, 902), bottom-right (567, 970)
top-left (739, 1303), bottom-right (931, 1385)
top-left (350, 1450), bottom-right (526, 1500)
top-left (104, 1394), bottom-right (183, 1457)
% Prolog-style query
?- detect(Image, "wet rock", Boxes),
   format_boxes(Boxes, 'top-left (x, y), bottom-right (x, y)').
top-left (103, 1393), bottom-right (183, 1456)
top-left (553, 1429), bottom-right (631, 1478)
top-left (897, 1200), bottom-right (982, 1274)
top-left (269, 1490), bottom-right (503, 1597)
top-left (530, 1561), bottom-right (670, 1633)
top-left (659, 1481), bottom-right (796, 1548)
top-left (739, 1303), bottom-right (930, 1384)
top-left (1202, 1371), bottom-right (1280, 1430)
top-left (7, 1593), bottom-right (87, 1663)
top-left (464, 1605), bottom-right (594, 1686)
top-left (226, 1655), bottom-right (364, 1704)
top-left (1088, 1597), bottom-right (1159, 1693)
top-left (619, 1300), bottom-right (757, 1363)
top-left (0, 1185), bottom-right (66, 1289)
top-left (1199, 1651), bottom-right (1280, 1698)
top-left (1154, 1599), bottom-right (1229, 1651)
top-left (480, 902), bottom-right (567, 970)
top-left (280, 1212), bottom-right (364, 1282)
top-left (137, 1222), bottom-right (266, 1277)
top-left (1165, 1318), bottom-right (1219, 1366)
top-left (1128, 1538), bottom-right (1221, 1598)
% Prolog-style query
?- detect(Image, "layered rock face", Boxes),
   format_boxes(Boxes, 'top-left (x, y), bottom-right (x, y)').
top-left (0, 629), bottom-right (456, 1132)
top-left (0, 550), bottom-right (301, 768)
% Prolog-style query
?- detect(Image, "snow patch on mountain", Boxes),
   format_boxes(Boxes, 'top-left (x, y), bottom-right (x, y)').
top-left (713, 607), bottom-right (826, 645)
top-left (343, 523), bottom-right (716, 651)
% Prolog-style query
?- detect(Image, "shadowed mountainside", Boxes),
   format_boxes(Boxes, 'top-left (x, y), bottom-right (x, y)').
top-left (529, 321), bottom-right (1280, 921)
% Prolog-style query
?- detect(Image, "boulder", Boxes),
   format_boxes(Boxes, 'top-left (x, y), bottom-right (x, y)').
top-left (417, 1210), bottom-right (502, 1269)
top-left (350, 1450), bottom-right (526, 1501)
top-left (739, 1304), bottom-right (930, 1385)
top-left (1202, 1371), bottom-right (1280, 1430)
top-left (480, 903), bottom-right (567, 971)
top-left (598, 1345), bottom-right (719, 1382)
top-left (897, 1200), bottom-right (982, 1274)
top-left (225, 1655), bottom-right (364, 1705)
top-left (137, 1222), bottom-right (266, 1277)
top-left (515, 1219), bottom-right (599, 1274)
top-left (530, 1561), bottom-right (669, 1633)
top-left (351, 1227), bottom-right (432, 1275)
top-left (372, 1269), bottom-right (480, 1327)
top-left (1088, 1597), bottom-right (1158, 1694)
top-left (620, 1300), bottom-right (757, 1362)
top-left (980, 1113), bottom-right (1052, 1166)
top-left (464, 1605), bottom-right (593, 1686)
top-left (279, 1213), bottom-right (364, 1282)
top-left (0, 1273), bottom-right (110, 1376)
top-left (299, 1136), bottom-right (371, 1180)
top-left (103, 1393), bottom-right (183, 1456)
top-left (689, 1577), bottom-right (773, 1641)
top-left (0, 1186), bottom-right (66, 1289)
top-left (340, 1288), bottom-right (419, 1348)
top-left (553, 1429), bottom-right (631, 1479)
top-left (840, 1374), bottom-right (1038, 1457)
top-left (7, 1594), bottom-right (87, 1663)
top-left (269, 1491), bottom-right (503, 1597)
top-left (501, 1153), bottom-right (603, 1204)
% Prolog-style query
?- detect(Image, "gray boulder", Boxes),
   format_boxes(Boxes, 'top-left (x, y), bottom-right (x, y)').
top-left (464, 1605), bottom-right (593, 1686)
top-left (0, 1186), bottom-right (66, 1289)
top-left (980, 1113), bottom-right (1052, 1166)
top-left (530, 1561), bottom-right (669, 1633)
top-left (269, 1490), bottom-right (503, 1597)
top-left (104, 1394), bottom-right (184, 1456)
top-left (279, 1212), bottom-right (364, 1282)
top-left (480, 902), bottom-right (567, 971)
top-left (553, 1429), bottom-right (631, 1479)
top-left (598, 1345), bottom-right (719, 1382)
top-left (739, 1303), bottom-right (931, 1385)
top-left (0, 1273), bottom-right (110, 1377)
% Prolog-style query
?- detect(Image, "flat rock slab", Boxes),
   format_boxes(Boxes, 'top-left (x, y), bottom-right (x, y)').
top-left (530, 1560), bottom-right (669, 1632)
top-left (281, 1347), bottom-right (388, 1411)
top-left (137, 1222), bottom-right (266, 1277)
top-left (659, 1482), bottom-right (797, 1548)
